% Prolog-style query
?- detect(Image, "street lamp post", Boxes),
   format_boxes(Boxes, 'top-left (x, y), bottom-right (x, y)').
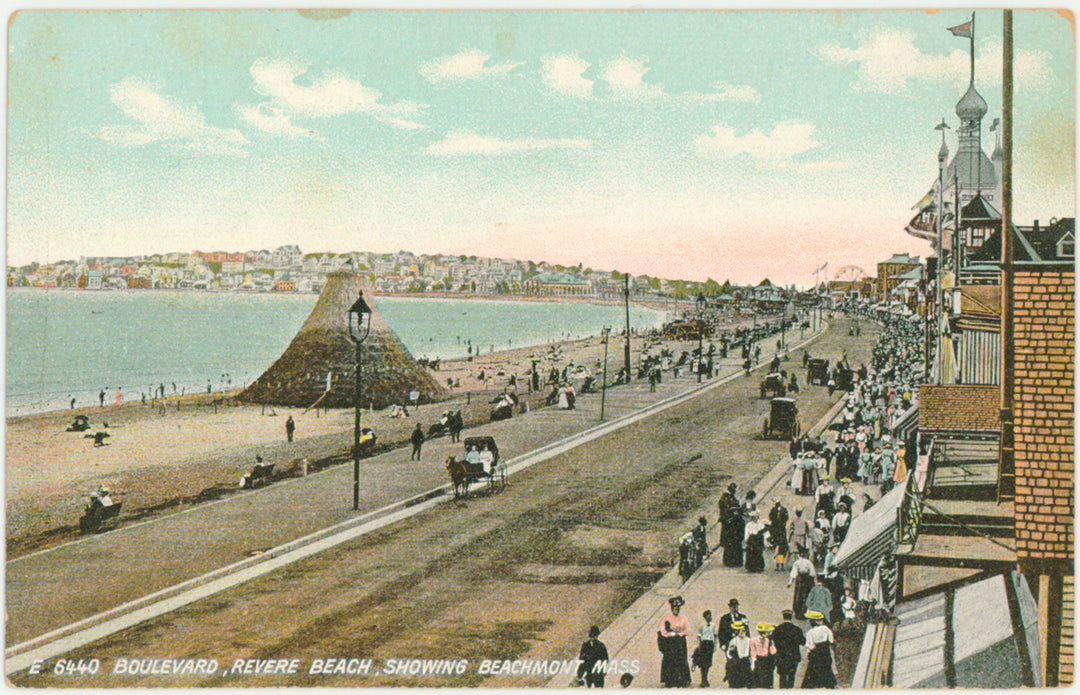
top-left (600, 326), bottom-right (611, 421)
top-left (696, 293), bottom-right (707, 383)
top-left (348, 291), bottom-right (373, 511)
top-left (780, 302), bottom-right (786, 350)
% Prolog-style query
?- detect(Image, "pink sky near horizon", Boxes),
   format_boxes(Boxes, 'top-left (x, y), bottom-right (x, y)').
top-left (446, 211), bottom-right (929, 289)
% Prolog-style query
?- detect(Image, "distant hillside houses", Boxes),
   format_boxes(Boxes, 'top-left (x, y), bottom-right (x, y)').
top-left (9, 244), bottom-right (914, 305)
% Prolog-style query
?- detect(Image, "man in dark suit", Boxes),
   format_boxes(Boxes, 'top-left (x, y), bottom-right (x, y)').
top-left (716, 598), bottom-right (748, 652)
top-left (771, 609), bottom-right (806, 689)
top-left (576, 625), bottom-right (609, 687)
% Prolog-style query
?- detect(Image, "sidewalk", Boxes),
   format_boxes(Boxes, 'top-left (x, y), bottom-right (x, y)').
top-left (567, 394), bottom-right (859, 689)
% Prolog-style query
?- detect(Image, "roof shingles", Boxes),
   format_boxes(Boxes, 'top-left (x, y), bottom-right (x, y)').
top-left (919, 384), bottom-right (1002, 432)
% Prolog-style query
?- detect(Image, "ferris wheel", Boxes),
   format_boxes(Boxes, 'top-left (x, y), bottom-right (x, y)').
top-left (834, 265), bottom-right (868, 283)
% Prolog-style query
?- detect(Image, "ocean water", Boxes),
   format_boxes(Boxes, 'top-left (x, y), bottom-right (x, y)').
top-left (6, 291), bottom-right (665, 416)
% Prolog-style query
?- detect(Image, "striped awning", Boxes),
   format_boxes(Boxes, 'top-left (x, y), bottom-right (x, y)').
top-left (833, 483), bottom-right (906, 579)
top-left (891, 571), bottom-right (1041, 688)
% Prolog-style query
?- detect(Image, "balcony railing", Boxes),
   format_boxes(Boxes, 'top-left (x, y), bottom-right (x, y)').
top-left (896, 465), bottom-right (925, 547)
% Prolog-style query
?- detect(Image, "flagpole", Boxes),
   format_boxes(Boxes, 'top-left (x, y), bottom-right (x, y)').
top-left (969, 12), bottom-right (976, 85)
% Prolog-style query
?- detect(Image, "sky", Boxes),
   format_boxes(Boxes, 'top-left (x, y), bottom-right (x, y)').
top-left (6, 6), bottom-right (1076, 288)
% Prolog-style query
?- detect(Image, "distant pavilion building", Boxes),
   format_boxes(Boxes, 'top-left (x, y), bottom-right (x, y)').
top-left (523, 272), bottom-right (592, 297)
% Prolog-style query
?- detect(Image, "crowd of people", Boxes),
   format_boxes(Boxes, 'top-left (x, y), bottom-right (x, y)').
top-left (641, 312), bottom-right (925, 689)
top-left (655, 595), bottom-right (837, 689)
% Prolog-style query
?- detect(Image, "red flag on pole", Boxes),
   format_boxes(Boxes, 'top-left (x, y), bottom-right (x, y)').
top-left (948, 20), bottom-right (973, 38)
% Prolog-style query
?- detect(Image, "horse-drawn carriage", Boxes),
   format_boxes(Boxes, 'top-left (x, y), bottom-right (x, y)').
top-left (760, 372), bottom-right (787, 398)
top-left (445, 436), bottom-right (506, 498)
top-left (763, 397), bottom-right (800, 440)
top-left (834, 365), bottom-right (856, 392)
top-left (806, 358), bottom-right (830, 386)
top-left (429, 410), bottom-right (463, 440)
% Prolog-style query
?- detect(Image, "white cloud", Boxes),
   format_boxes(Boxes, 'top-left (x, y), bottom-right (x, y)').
top-left (541, 54), bottom-right (593, 98)
top-left (426, 131), bottom-right (591, 156)
top-left (816, 29), bottom-right (1052, 94)
top-left (598, 57), bottom-right (664, 100)
top-left (681, 82), bottom-right (762, 104)
top-left (244, 58), bottom-right (425, 133)
top-left (237, 104), bottom-right (318, 139)
top-left (695, 121), bottom-right (821, 161)
top-left (419, 49), bottom-right (523, 83)
top-left (788, 158), bottom-right (854, 173)
top-left (97, 76), bottom-right (248, 155)
top-left (708, 82), bottom-right (762, 103)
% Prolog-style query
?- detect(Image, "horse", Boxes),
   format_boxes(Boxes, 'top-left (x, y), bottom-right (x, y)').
top-left (488, 457), bottom-right (508, 491)
top-left (447, 410), bottom-right (463, 442)
top-left (446, 456), bottom-right (472, 499)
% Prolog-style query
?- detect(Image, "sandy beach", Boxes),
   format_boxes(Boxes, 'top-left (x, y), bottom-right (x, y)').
top-left (6, 318), bottom-right (756, 555)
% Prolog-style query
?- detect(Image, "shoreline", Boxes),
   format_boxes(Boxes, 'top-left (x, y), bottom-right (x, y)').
top-left (4, 326), bottom-right (737, 554)
top-left (6, 294), bottom-right (675, 421)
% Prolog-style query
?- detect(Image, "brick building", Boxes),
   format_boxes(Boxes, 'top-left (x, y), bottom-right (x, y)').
top-left (1012, 262), bottom-right (1075, 686)
top-left (876, 253), bottom-right (921, 302)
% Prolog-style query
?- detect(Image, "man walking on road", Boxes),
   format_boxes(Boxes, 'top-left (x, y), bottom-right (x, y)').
top-left (411, 423), bottom-right (425, 461)
top-left (771, 610), bottom-right (805, 689)
top-left (575, 625), bottom-right (609, 688)
top-left (285, 415), bottom-right (295, 443)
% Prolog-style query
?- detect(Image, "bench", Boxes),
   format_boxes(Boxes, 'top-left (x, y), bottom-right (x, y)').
top-left (79, 501), bottom-right (122, 533)
top-left (240, 462), bottom-right (275, 489)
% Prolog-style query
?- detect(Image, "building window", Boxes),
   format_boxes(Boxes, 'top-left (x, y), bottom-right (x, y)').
top-left (1057, 233), bottom-right (1074, 258)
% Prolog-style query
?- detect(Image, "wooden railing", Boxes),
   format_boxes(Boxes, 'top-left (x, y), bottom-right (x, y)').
top-left (896, 467), bottom-right (925, 546)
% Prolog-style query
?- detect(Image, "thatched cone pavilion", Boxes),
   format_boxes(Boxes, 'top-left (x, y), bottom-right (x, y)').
top-left (239, 269), bottom-right (447, 409)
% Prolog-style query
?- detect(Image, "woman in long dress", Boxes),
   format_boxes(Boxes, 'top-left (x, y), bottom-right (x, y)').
top-left (743, 512), bottom-right (766, 573)
top-left (724, 622), bottom-right (753, 688)
top-left (723, 508), bottom-right (745, 567)
top-left (801, 612), bottom-right (837, 689)
top-left (657, 596), bottom-right (692, 688)
top-left (750, 623), bottom-right (777, 688)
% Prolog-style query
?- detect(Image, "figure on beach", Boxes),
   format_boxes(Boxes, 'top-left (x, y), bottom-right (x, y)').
top-left (410, 423), bottom-right (424, 461)
top-left (285, 416), bottom-right (295, 443)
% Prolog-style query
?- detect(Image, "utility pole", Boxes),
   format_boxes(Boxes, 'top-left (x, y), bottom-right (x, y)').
top-left (623, 273), bottom-right (631, 383)
top-left (999, 9), bottom-right (1015, 503)
top-left (600, 326), bottom-right (611, 420)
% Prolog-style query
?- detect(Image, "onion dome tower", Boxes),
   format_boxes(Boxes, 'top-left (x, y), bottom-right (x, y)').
top-left (944, 78), bottom-right (997, 206)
